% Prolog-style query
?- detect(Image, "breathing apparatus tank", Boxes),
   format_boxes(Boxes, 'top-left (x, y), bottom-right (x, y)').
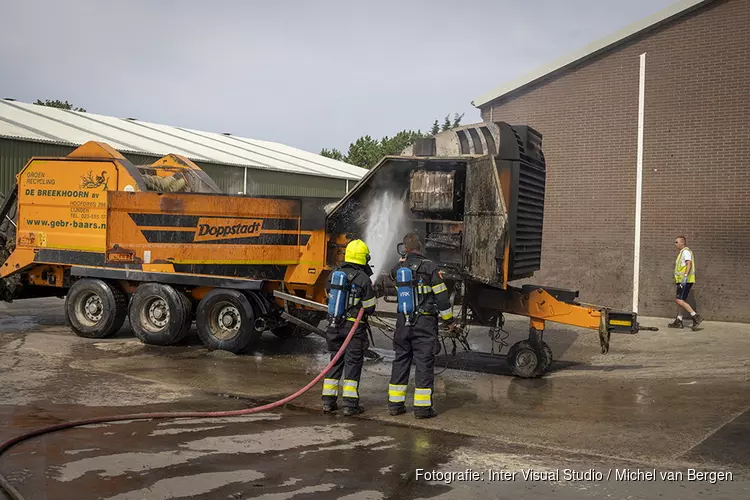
top-left (396, 266), bottom-right (416, 326)
top-left (328, 270), bottom-right (348, 326)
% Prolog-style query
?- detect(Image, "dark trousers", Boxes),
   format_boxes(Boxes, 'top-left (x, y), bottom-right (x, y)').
top-left (388, 314), bottom-right (438, 411)
top-left (322, 322), bottom-right (369, 408)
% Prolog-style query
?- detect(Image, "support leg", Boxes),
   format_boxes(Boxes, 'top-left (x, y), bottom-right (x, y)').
top-left (528, 318), bottom-right (545, 344)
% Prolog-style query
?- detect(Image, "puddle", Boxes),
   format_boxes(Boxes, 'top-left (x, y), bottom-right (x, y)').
top-left (103, 469), bottom-right (264, 500)
top-left (0, 316), bottom-right (40, 333)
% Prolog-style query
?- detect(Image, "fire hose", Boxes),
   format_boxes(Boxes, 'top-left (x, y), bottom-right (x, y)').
top-left (0, 308), bottom-right (364, 500)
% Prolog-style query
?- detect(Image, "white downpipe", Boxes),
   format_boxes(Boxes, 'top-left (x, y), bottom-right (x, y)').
top-left (633, 53), bottom-right (647, 313)
top-left (346, 179), bottom-right (350, 193)
top-left (243, 167), bottom-right (247, 195)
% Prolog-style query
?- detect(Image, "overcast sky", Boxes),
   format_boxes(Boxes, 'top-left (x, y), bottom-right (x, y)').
top-left (1, 0), bottom-right (676, 154)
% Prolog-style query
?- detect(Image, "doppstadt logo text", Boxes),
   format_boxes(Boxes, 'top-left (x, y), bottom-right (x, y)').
top-left (193, 218), bottom-right (263, 242)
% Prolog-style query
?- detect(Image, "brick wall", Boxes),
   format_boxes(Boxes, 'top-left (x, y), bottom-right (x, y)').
top-left (481, 0), bottom-right (750, 322)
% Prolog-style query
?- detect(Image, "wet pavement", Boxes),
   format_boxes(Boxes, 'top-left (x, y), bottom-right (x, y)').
top-left (1, 298), bottom-right (749, 499)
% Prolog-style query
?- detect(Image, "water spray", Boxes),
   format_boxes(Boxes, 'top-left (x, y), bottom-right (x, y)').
top-left (363, 190), bottom-right (409, 283)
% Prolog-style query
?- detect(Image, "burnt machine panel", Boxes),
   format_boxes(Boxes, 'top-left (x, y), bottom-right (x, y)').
top-left (462, 155), bottom-right (507, 285)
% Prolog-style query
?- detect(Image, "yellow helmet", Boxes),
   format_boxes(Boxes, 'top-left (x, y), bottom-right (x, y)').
top-left (344, 239), bottom-right (371, 265)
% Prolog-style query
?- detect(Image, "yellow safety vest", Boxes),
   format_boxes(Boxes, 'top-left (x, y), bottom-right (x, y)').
top-left (674, 247), bottom-right (696, 284)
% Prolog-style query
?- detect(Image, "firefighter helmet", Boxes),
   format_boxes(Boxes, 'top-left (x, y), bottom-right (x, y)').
top-left (344, 239), bottom-right (371, 265)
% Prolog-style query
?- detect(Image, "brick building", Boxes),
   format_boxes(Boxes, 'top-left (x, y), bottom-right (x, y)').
top-left (472, 0), bottom-right (749, 321)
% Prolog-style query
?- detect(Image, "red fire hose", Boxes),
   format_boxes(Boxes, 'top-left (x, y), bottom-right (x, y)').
top-left (0, 308), bottom-right (364, 500)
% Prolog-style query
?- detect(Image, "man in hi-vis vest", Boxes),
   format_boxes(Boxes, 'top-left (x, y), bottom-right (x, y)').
top-left (668, 236), bottom-right (704, 330)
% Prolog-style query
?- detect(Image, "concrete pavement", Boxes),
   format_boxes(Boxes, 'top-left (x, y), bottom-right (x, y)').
top-left (1, 297), bottom-right (748, 499)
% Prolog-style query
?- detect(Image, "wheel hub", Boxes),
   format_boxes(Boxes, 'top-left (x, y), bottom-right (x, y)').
top-left (218, 306), bottom-right (240, 330)
top-left (213, 305), bottom-right (241, 340)
top-left (148, 299), bottom-right (170, 328)
top-left (517, 350), bottom-right (538, 372)
top-left (83, 295), bottom-right (103, 322)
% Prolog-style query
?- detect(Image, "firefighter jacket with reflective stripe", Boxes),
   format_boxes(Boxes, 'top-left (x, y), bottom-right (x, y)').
top-left (390, 253), bottom-right (453, 321)
top-left (325, 263), bottom-right (377, 321)
top-left (674, 247), bottom-right (696, 284)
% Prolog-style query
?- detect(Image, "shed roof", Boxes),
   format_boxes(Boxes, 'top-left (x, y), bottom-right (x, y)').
top-left (0, 99), bottom-right (367, 181)
top-left (471, 0), bottom-right (715, 108)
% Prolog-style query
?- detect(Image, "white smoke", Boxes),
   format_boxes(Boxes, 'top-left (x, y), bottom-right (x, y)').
top-left (364, 191), bottom-right (409, 282)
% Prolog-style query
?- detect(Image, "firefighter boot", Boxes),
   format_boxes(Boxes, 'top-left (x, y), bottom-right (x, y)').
top-left (415, 408), bottom-right (438, 419)
top-left (323, 401), bottom-right (338, 413)
top-left (389, 405), bottom-right (406, 416)
top-left (342, 405), bottom-right (364, 417)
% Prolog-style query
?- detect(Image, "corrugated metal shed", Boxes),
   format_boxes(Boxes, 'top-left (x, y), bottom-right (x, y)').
top-left (472, 0), bottom-right (715, 107)
top-left (0, 99), bottom-right (366, 199)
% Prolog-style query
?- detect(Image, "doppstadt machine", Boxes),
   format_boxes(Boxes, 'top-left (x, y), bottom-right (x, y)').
top-left (0, 141), bottom-right (332, 353)
top-left (0, 124), bottom-right (646, 378)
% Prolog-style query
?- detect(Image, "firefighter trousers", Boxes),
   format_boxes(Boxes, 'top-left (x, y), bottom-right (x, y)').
top-left (322, 322), bottom-right (369, 408)
top-left (388, 314), bottom-right (438, 413)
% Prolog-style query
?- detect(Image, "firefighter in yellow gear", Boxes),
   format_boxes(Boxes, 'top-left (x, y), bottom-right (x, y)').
top-left (321, 239), bottom-right (377, 416)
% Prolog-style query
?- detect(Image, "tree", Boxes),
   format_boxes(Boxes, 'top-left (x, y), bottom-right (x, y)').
top-left (380, 130), bottom-right (427, 157)
top-left (345, 135), bottom-right (383, 169)
top-left (441, 115), bottom-right (452, 132)
top-left (321, 112), bottom-right (465, 169)
top-left (430, 119), bottom-right (440, 135)
top-left (452, 112), bottom-right (464, 129)
top-left (320, 148), bottom-right (345, 161)
top-left (34, 99), bottom-right (86, 112)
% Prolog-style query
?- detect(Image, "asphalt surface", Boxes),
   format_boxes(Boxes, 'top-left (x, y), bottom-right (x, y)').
top-left (1, 297), bottom-right (748, 499)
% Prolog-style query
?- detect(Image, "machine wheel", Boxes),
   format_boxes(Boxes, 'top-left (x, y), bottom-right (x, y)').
top-left (507, 340), bottom-right (545, 378)
top-left (129, 283), bottom-right (191, 346)
top-left (538, 341), bottom-right (553, 375)
top-left (196, 289), bottom-right (259, 353)
top-left (66, 279), bottom-right (127, 338)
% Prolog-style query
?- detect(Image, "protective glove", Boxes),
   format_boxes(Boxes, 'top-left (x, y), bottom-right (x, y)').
top-left (681, 276), bottom-right (688, 286)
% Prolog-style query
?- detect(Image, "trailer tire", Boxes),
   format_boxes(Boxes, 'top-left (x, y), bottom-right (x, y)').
top-left (66, 279), bottom-right (127, 339)
top-left (507, 340), bottom-right (545, 378)
top-left (129, 283), bottom-right (191, 346)
top-left (196, 289), bottom-right (259, 353)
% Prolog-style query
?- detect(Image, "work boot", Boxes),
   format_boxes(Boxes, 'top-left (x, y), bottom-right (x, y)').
top-left (342, 405), bottom-right (364, 417)
top-left (389, 406), bottom-right (406, 416)
top-left (323, 402), bottom-right (338, 414)
top-left (691, 314), bottom-right (704, 331)
top-left (415, 408), bottom-right (437, 420)
top-left (667, 318), bottom-right (684, 329)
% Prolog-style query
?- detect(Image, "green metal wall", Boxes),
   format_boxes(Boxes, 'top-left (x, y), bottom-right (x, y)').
top-left (240, 167), bottom-right (348, 198)
top-left (1, 138), bottom-right (348, 199)
top-left (0, 139), bottom-right (76, 196)
top-left (197, 163), bottom-right (246, 195)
